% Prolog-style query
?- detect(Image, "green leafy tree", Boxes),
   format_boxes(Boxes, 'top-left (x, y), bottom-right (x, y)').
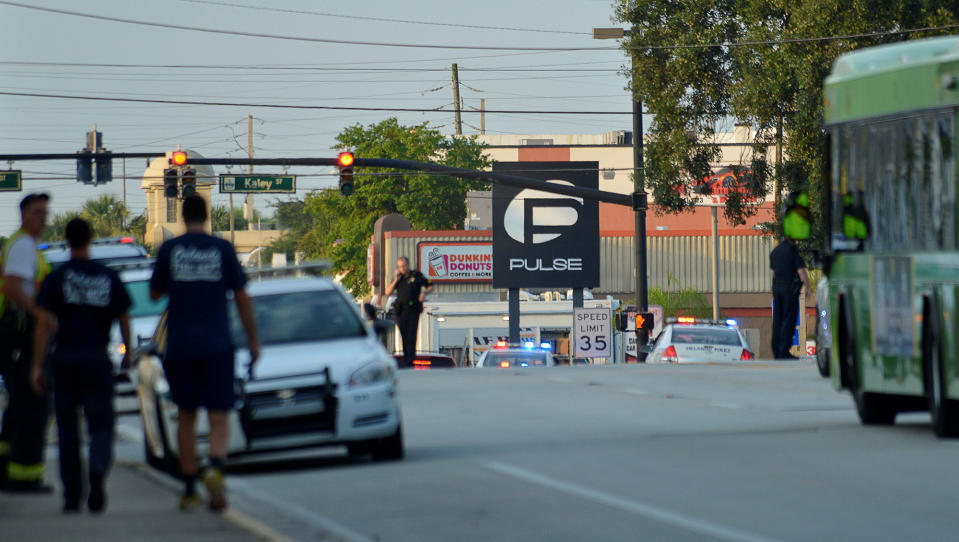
top-left (615, 1), bottom-right (958, 233)
top-left (81, 194), bottom-right (129, 238)
top-left (210, 204), bottom-right (261, 232)
top-left (293, 118), bottom-right (490, 295)
top-left (649, 273), bottom-right (712, 319)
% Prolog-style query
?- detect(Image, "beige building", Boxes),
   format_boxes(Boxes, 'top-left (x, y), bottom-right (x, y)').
top-left (141, 150), bottom-right (215, 248)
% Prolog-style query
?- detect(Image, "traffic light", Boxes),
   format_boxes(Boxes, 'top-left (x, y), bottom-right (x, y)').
top-left (337, 151), bottom-right (355, 196)
top-left (77, 154), bottom-right (93, 184)
top-left (180, 168), bottom-right (197, 197)
top-left (635, 312), bottom-right (655, 333)
top-left (170, 151), bottom-right (188, 167)
top-left (782, 191), bottom-right (811, 240)
top-left (94, 151), bottom-right (112, 185)
top-left (164, 168), bottom-right (179, 198)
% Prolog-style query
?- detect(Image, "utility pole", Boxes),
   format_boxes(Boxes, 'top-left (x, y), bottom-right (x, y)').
top-left (121, 156), bottom-right (126, 230)
top-left (246, 114), bottom-right (254, 228)
top-left (480, 98), bottom-right (486, 135)
top-left (452, 64), bottom-right (463, 135)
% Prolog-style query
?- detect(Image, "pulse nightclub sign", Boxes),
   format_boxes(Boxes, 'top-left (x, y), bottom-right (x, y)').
top-left (491, 162), bottom-right (599, 288)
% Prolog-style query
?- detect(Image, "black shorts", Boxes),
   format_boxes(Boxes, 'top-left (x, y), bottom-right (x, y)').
top-left (163, 349), bottom-right (235, 411)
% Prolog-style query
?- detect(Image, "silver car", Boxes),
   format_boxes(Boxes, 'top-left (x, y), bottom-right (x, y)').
top-left (136, 276), bottom-right (403, 470)
top-left (645, 318), bottom-right (755, 363)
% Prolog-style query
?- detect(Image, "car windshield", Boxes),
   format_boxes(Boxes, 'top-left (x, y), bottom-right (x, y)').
top-left (229, 290), bottom-right (367, 346)
top-left (670, 328), bottom-right (742, 346)
top-left (484, 351), bottom-right (549, 367)
top-left (124, 279), bottom-right (167, 318)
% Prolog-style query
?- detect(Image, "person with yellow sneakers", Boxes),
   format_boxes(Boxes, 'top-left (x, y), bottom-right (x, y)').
top-left (0, 193), bottom-right (53, 493)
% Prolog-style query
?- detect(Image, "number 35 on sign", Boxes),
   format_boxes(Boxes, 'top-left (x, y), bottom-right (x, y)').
top-left (573, 307), bottom-right (612, 359)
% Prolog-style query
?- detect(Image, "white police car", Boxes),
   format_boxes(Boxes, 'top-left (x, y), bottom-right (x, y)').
top-left (475, 341), bottom-right (557, 368)
top-left (644, 318), bottom-right (755, 363)
top-left (135, 276), bottom-right (403, 470)
top-left (41, 236), bottom-right (149, 270)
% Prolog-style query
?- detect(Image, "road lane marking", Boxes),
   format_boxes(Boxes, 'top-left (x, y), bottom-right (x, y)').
top-left (485, 462), bottom-right (782, 542)
top-left (229, 477), bottom-right (376, 542)
top-left (710, 401), bottom-right (743, 409)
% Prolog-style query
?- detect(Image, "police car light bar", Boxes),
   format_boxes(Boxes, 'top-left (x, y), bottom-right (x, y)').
top-left (540, 342), bottom-right (551, 350)
top-left (666, 317), bottom-right (739, 327)
top-left (523, 341), bottom-right (535, 349)
top-left (495, 341), bottom-right (508, 349)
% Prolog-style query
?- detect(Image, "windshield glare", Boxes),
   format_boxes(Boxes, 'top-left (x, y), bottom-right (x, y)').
top-left (230, 290), bottom-right (367, 346)
top-left (124, 279), bottom-right (167, 318)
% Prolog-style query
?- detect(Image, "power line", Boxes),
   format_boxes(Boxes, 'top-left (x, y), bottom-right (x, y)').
top-left (177, 0), bottom-right (590, 36)
top-left (0, 61), bottom-right (620, 72)
top-left (3, 1), bottom-right (957, 51)
top-left (0, 90), bottom-right (636, 114)
top-left (0, 1), bottom-right (613, 52)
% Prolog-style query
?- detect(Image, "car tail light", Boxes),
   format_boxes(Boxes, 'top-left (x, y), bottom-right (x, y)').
top-left (499, 361), bottom-right (510, 368)
top-left (664, 345), bottom-right (678, 362)
top-left (740, 350), bottom-right (755, 360)
top-left (413, 359), bottom-right (431, 370)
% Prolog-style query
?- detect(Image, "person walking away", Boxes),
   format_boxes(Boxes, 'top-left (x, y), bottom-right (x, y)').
top-left (30, 218), bottom-right (132, 513)
top-left (769, 238), bottom-right (811, 359)
top-left (0, 193), bottom-right (52, 493)
top-left (384, 256), bottom-right (431, 369)
top-left (149, 195), bottom-right (260, 512)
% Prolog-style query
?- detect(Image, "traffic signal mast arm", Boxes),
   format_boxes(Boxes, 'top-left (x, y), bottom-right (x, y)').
top-left (181, 156), bottom-right (635, 207)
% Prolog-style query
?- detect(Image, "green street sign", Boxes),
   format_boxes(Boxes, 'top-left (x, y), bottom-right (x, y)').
top-left (0, 170), bottom-right (22, 192)
top-left (219, 174), bottom-right (295, 194)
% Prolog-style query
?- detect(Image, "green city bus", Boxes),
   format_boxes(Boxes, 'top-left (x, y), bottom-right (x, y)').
top-left (822, 36), bottom-right (959, 436)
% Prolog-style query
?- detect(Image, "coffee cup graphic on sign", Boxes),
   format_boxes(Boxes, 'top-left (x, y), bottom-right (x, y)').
top-left (428, 248), bottom-right (448, 277)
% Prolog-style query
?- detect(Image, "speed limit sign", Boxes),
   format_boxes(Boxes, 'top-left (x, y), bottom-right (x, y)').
top-left (573, 307), bottom-right (612, 359)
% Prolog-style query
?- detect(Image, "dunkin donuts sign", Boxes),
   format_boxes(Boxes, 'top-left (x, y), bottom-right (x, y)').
top-left (417, 242), bottom-right (493, 282)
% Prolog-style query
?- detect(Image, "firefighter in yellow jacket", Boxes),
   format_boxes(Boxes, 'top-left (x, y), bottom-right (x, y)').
top-left (0, 193), bottom-right (52, 492)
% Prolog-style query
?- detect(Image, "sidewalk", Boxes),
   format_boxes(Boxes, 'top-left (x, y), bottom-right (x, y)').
top-left (0, 459), bottom-right (276, 542)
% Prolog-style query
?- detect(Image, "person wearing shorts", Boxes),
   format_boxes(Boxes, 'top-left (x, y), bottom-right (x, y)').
top-left (150, 195), bottom-right (260, 512)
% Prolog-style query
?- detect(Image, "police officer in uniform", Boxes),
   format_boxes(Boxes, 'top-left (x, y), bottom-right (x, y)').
top-left (769, 238), bottom-right (811, 359)
top-left (385, 256), bottom-right (431, 369)
top-left (0, 193), bottom-right (52, 492)
top-left (30, 218), bottom-right (132, 512)
top-left (150, 195), bottom-right (260, 512)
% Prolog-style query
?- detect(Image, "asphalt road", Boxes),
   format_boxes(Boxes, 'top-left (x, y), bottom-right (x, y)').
top-left (116, 360), bottom-right (959, 542)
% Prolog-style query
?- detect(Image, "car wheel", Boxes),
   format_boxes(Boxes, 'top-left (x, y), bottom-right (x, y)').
top-left (815, 315), bottom-right (830, 378)
top-left (924, 298), bottom-right (959, 438)
top-left (370, 425), bottom-right (404, 462)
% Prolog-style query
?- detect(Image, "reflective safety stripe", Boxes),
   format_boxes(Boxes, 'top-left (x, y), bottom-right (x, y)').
top-left (7, 461), bottom-right (44, 481)
top-left (0, 440), bottom-right (10, 457)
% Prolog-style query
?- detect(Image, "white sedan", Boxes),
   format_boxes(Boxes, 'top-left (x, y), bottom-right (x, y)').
top-left (135, 276), bottom-right (402, 471)
top-left (644, 318), bottom-right (755, 363)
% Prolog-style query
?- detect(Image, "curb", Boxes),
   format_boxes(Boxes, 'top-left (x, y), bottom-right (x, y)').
top-left (118, 460), bottom-right (297, 542)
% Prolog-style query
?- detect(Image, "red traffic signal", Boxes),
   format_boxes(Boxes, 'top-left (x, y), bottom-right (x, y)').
top-left (170, 151), bottom-right (188, 166)
top-left (337, 151), bottom-right (354, 167)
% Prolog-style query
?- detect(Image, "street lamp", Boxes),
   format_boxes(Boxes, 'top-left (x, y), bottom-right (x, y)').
top-left (593, 27), bottom-right (649, 361)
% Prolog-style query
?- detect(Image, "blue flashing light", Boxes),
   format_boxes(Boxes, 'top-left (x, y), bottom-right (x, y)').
top-left (725, 319), bottom-right (738, 327)
top-left (38, 243), bottom-right (50, 250)
top-left (523, 341), bottom-right (535, 349)
top-left (520, 362), bottom-right (529, 367)
top-left (540, 342), bottom-right (551, 350)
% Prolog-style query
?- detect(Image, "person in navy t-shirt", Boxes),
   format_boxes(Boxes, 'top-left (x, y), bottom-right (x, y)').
top-left (149, 195), bottom-right (260, 512)
top-left (31, 218), bottom-right (132, 513)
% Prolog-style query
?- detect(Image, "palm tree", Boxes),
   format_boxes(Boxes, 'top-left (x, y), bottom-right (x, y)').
top-left (81, 194), bottom-right (129, 237)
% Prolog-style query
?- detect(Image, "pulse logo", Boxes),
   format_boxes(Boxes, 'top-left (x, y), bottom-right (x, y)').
top-left (503, 180), bottom-right (582, 244)
top-left (504, 180), bottom-right (584, 272)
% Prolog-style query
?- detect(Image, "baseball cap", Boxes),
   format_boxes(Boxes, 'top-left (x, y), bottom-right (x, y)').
top-left (19, 192), bottom-right (50, 212)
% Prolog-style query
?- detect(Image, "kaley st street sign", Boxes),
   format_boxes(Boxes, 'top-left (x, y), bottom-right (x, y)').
top-left (219, 174), bottom-right (295, 194)
top-left (0, 170), bottom-right (22, 191)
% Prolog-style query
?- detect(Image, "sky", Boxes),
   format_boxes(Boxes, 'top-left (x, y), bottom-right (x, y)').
top-left (0, 0), bottom-right (634, 236)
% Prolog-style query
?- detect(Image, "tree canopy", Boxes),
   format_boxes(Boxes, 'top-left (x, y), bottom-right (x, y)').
top-left (42, 194), bottom-right (146, 243)
top-left (615, 1), bottom-right (958, 231)
top-left (271, 118), bottom-right (490, 295)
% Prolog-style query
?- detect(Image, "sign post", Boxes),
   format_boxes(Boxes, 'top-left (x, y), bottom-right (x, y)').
top-left (573, 307), bottom-right (612, 360)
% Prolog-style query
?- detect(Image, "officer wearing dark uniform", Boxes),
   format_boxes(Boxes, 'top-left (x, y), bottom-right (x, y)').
top-left (769, 239), bottom-right (811, 359)
top-left (31, 218), bottom-right (132, 513)
top-left (385, 256), bottom-right (431, 369)
top-left (0, 193), bottom-right (51, 493)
